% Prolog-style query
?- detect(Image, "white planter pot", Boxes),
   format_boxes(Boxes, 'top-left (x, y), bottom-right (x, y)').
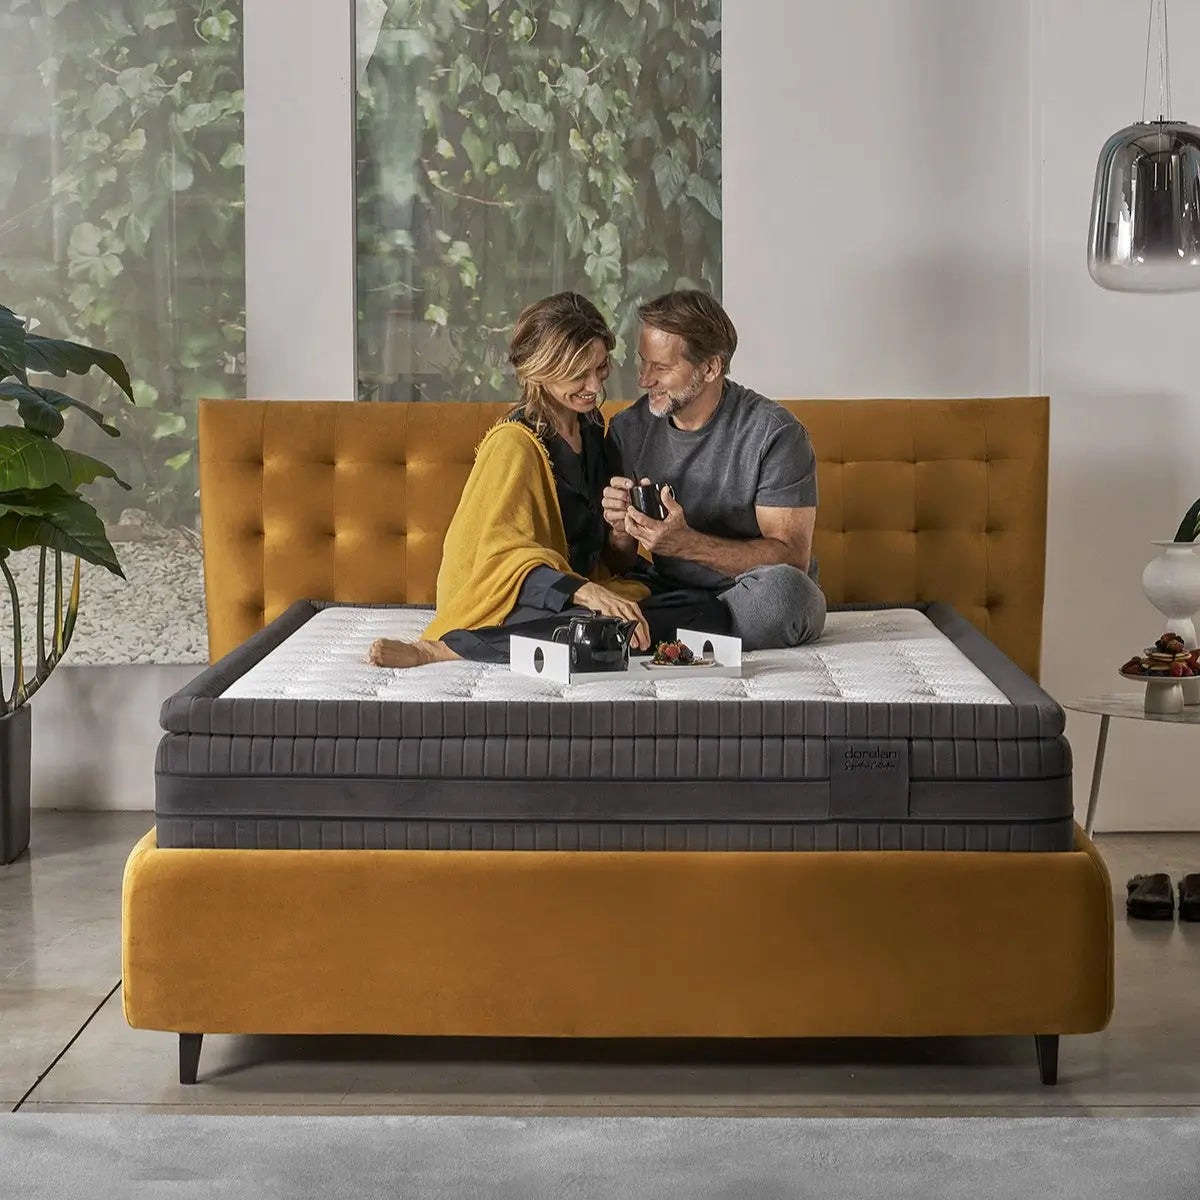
top-left (1141, 540), bottom-right (1200, 705)
top-left (1141, 541), bottom-right (1200, 642)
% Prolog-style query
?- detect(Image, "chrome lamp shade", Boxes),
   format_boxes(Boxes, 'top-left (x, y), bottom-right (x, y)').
top-left (1088, 120), bottom-right (1200, 292)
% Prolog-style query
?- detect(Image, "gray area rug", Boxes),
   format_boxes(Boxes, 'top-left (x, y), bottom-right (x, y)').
top-left (3, 1115), bottom-right (1198, 1199)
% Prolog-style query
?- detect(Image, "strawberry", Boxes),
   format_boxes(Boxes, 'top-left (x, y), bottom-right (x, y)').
top-left (1170, 663), bottom-right (1185, 677)
top-left (653, 640), bottom-right (697, 665)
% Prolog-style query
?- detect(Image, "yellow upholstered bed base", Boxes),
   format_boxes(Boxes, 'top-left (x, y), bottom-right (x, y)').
top-left (123, 827), bottom-right (1111, 1040)
top-left (121, 395), bottom-right (1113, 1081)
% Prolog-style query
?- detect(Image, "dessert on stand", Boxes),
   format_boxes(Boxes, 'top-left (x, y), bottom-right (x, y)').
top-left (1119, 632), bottom-right (1200, 714)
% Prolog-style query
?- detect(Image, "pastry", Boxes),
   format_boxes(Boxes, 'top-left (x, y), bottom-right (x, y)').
top-left (1120, 633), bottom-right (1197, 677)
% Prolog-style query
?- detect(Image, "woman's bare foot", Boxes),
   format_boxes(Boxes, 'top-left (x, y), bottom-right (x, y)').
top-left (367, 638), bottom-right (461, 669)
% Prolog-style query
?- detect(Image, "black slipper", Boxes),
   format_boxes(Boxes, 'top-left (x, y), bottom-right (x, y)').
top-left (1126, 873), bottom-right (1174, 920)
top-left (1178, 874), bottom-right (1200, 922)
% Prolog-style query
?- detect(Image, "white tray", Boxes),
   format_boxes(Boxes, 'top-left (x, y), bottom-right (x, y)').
top-left (510, 627), bottom-right (742, 685)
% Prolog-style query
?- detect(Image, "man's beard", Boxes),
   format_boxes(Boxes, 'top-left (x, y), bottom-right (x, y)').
top-left (647, 368), bottom-right (706, 419)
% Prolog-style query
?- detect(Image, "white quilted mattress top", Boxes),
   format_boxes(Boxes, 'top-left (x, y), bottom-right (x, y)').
top-left (219, 607), bottom-right (1011, 705)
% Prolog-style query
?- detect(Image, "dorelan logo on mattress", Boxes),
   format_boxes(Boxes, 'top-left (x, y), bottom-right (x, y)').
top-left (828, 740), bottom-right (910, 819)
top-left (843, 746), bottom-right (901, 771)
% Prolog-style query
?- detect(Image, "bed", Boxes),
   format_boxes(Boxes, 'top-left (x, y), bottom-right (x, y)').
top-left (121, 395), bottom-right (1113, 1088)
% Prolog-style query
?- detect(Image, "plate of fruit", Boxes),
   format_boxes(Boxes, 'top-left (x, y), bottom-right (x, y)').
top-left (1118, 632), bottom-right (1200, 682)
top-left (641, 639), bottom-right (717, 669)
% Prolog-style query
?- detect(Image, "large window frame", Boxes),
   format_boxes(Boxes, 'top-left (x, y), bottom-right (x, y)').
top-left (352, 0), bottom-right (721, 405)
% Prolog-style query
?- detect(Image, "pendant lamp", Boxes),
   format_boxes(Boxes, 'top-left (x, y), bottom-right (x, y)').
top-left (1087, 0), bottom-right (1200, 293)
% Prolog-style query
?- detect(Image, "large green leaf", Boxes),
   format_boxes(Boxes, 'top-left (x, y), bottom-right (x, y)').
top-left (0, 380), bottom-right (121, 438)
top-left (0, 379), bottom-right (64, 436)
top-left (625, 253), bottom-right (669, 296)
top-left (63, 447), bottom-right (131, 490)
top-left (51, 392), bottom-right (121, 438)
top-left (0, 304), bottom-right (27, 383)
top-left (652, 150), bottom-right (688, 208)
top-left (0, 427), bottom-right (76, 492)
top-left (22, 334), bottom-right (134, 402)
top-left (684, 173), bottom-right (721, 220)
top-left (0, 486), bottom-right (124, 577)
top-left (0, 426), bottom-right (130, 493)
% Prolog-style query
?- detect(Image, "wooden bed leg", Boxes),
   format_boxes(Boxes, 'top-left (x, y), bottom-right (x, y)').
top-left (1035, 1034), bottom-right (1059, 1086)
top-left (179, 1033), bottom-right (203, 1085)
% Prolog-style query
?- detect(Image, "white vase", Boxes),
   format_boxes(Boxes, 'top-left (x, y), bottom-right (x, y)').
top-left (1141, 540), bottom-right (1200, 704)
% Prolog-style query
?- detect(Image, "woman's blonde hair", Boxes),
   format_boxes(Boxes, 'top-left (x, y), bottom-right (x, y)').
top-left (508, 292), bottom-right (615, 431)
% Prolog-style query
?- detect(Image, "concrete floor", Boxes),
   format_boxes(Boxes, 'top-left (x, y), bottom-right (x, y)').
top-left (2, 812), bottom-right (1199, 1116)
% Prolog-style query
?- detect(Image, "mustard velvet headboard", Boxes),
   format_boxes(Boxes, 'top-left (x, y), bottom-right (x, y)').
top-left (198, 396), bottom-right (1049, 678)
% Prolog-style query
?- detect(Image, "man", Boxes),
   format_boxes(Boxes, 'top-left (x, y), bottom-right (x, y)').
top-left (602, 290), bottom-right (826, 650)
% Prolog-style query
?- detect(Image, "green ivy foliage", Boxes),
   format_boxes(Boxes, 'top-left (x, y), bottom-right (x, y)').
top-left (0, 0), bottom-right (244, 528)
top-left (356, 0), bottom-right (721, 403)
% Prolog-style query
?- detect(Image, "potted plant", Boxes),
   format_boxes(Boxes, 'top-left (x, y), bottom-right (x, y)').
top-left (0, 303), bottom-right (133, 863)
top-left (1173, 500), bottom-right (1200, 545)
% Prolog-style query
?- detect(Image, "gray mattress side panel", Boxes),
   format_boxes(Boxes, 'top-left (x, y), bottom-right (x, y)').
top-left (164, 696), bottom-right (1060, 742)
top-left (155, 815), bottom-right (1076, 853)
top-left (155, 732), bottom-right (1071, 782)
top-left (159, 601), bottom-right (1067, 741)
top-left (155, 773), bottom-right (1073, 824)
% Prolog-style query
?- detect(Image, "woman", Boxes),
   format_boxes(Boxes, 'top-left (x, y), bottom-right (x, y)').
top-left (368, 292), bottom-right (728, 668)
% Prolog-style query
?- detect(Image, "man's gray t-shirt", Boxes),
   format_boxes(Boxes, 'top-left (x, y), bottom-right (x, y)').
top-left (606, 379), bottom-right (818, 590)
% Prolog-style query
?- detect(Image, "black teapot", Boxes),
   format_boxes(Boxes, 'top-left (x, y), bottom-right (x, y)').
top-left (551, 614), bottom-right (638, 672)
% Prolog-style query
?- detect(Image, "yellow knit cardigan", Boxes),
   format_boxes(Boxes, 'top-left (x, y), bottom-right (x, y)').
top-left (422, 419), bottom-right (647, 639)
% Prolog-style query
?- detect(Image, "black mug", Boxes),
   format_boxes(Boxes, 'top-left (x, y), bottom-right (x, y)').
top-left (629, 481), bottom-right (667, 521)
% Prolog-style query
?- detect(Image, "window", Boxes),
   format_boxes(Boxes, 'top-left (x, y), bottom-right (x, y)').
top-left (0, 1), bottom-right (245, 664)
top-left (355, 0), bottom-right (721, 404)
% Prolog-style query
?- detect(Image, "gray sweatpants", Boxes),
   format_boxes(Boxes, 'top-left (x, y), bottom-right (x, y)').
top-left (719, 563), bottom-right (827, 651)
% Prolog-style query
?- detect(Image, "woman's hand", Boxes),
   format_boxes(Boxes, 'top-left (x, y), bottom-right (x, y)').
top-left (602, 475), bottom-right (644, 536)
top-left (572, 580), bottom-right (651, 651)
top-left (602, 476), bottom-right (647, 561)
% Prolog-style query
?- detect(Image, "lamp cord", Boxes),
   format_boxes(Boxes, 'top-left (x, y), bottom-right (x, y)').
top-left (1142, 0), bottom-right (1173, 123)
top-left (1162, 0), bottom-right (1172, 121)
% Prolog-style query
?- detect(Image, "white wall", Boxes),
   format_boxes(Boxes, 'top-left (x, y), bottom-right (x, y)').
top-left (243, 0), bottom-right (356, 400)
top-left (33, 1), bottom-right (1200, 831)
top-left (1039, 0), bottom-right (1200, 830)
top-left (32, 665), bottom-right (199, 814)
top-left (724, 2), bottom-right (1032, 398)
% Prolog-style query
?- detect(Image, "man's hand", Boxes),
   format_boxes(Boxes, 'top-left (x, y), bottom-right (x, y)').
top-left (572, 580), bottom-right (651, 651)
top-left (624, 485), bottom-right (692, 557)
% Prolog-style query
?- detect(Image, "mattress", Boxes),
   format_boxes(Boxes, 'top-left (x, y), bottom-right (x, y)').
top-left (156, 601), bottom-right (1073, 851)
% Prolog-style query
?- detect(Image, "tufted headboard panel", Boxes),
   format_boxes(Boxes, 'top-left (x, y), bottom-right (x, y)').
top-left (198, 396), bottom-right (1049, 678)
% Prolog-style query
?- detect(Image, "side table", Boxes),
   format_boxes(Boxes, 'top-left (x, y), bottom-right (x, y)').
top-left (1064, 694), bottom-right (1200, 837)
